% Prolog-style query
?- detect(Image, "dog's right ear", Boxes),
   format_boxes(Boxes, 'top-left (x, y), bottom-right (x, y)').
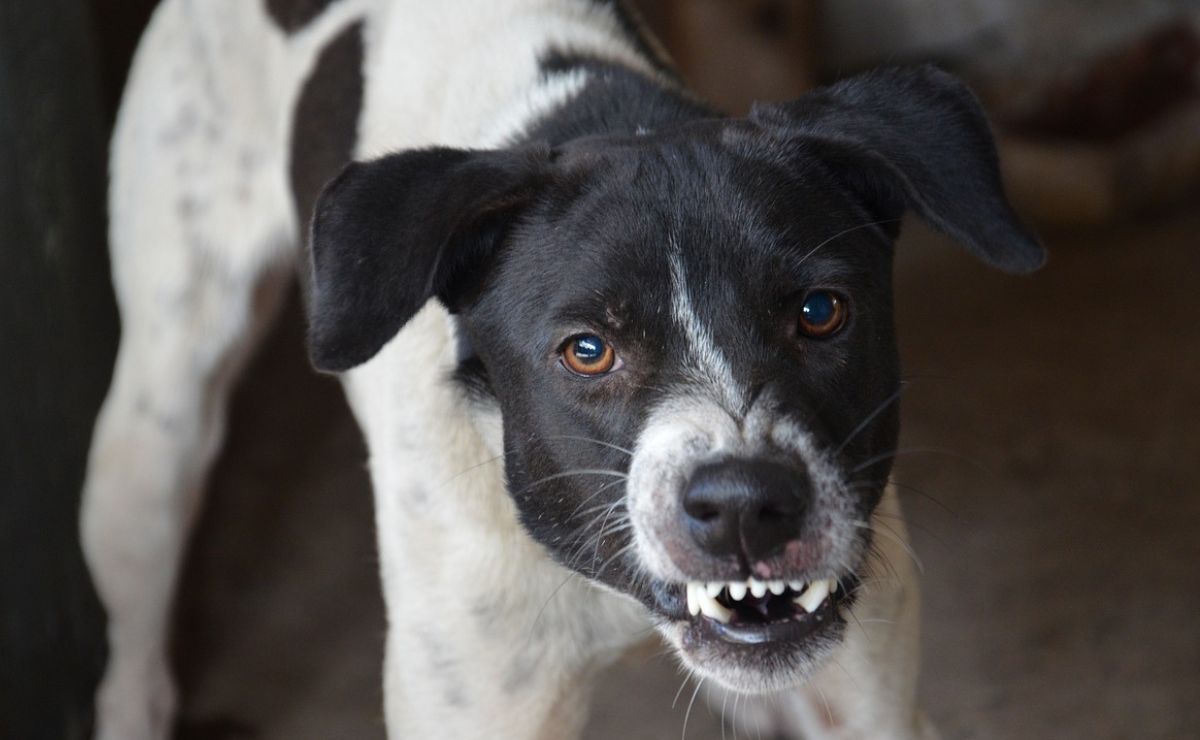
top-left (307, 145), bottom-right (551, 373)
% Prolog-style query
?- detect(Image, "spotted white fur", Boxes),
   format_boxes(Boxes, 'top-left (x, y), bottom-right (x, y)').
top-left (82, 1), bottom-right (933, 738)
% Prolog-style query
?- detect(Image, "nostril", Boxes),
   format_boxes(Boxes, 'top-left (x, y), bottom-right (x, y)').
top-left (755, 494), bottom-right (804, 522)
top-left (688, 504), bottom-right (722, 523)
top-left (756, 505), bottom-right (790, 522)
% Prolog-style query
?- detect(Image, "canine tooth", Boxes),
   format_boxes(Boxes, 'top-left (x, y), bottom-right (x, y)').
top-left (728, 581), bottom-right (748, 601)
top-left (788, 580), bottom-right (805, 592)
top-left (768, 580), bottom-right (786, 595)
top-left (831, 579), bottom-right (839, 593)
top-left (706, 582), bottom-right (724, 598)
top-left (697, 589), bottom-right (733, 623)
top-left (687, 583), bottom-right (701, 616)
top-left (749, 579), bottom-right (767, 598)
top-left (796, 579), bottom-right (831, 613)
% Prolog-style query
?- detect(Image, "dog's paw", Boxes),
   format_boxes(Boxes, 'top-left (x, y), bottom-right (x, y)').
top-left (93, 658), bottom-right (177, 740)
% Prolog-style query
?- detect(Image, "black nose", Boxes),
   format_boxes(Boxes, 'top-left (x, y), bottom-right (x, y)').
top-left (682, 459), bottom-right (810, 562)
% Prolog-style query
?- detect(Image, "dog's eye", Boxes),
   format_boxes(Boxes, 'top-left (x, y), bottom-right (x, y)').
top-left (797, 290), bottom-right (847, 338)
top-left (561, 334), bottom-right (617, 376)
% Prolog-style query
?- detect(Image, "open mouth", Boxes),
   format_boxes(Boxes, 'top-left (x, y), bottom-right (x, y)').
top-left (683, 577), bottom-right (843, 645)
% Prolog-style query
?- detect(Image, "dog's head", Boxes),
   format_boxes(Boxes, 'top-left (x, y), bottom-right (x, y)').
top-left (306, 67), bottom-right (1042, 692)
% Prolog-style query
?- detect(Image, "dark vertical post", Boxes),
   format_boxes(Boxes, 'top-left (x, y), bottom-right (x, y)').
top-left (0, 2), bottom-right (119, 737)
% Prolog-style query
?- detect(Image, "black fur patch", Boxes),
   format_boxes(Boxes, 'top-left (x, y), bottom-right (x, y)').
top-left (289, 21), bottom-right (364, 255)
top-left (263, 0), bottom-right (335, 34)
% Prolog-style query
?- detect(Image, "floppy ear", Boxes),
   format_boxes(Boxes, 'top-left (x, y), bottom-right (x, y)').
top-left (750, 65), bottom-right (1045, 273)
top-left (306, 145), bottom-right (551, 372)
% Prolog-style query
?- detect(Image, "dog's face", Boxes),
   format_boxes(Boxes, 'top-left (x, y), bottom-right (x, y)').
top-left (459, 136), bottom-right (901, 689)
top-left (307, 67), bottom-right (1043, 691)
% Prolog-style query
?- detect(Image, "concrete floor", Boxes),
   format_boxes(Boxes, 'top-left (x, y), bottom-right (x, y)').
top-left (172, 202), bottom-right (1200, 739)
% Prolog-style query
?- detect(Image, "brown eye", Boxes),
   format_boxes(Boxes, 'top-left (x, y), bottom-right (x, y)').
top-left (561, 334), bottom-right (617, 376)
top-left (797, 290), bottom-right (847, 338)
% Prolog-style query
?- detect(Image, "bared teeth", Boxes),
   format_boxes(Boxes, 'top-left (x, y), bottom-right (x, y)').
top-left (686, 582), bottom-right (732, 622)
top-left (686, 576), bottom-right (840, 622)
top-left (687, 582), bottom-right (701, 616)
top-left (795, 578), bottom-right (833, 613)
top-left (698, 594), bottom-right (732, 622)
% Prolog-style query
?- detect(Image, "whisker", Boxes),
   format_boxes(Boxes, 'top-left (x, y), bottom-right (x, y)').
top-left (855, 519), bottom-right (925, 575)
top-left (672, 671), bottom-right (694, 709)
top-left (681, 677), bottom-right (706, 740)
top-left (835, 386), bottom-right (907, 454)
top-left (595, 541), bottom-right (638, 579)
top-left (815, 683), bottom-right (835, 734)
top-left (844, 602), bottom-right (874, 645)
top-left (871, 509), bottom-right (952, 550)
top-left (887, 477), bottom-right (962, 521)
top-left (850, 446), bottom-right (985, 475)
top-left (828, 657), bottom-right (863, 692)
top-left (720, 689), bottom-right (729, 740)
top-left (438, 453), bottom-right (504, 485)
top-left (590, 503), bottom-right (624, 568)
top-left (576, 501), bottom-right (625, 537)
top-left (796, 218), bottom-right (901, 267)
top-left (864, 540), bottom-right (900, 582)
top-left (520, 468), bottom-right (627, 493)
top-left (571, 494), bottom-right (630, 521)
top-left (526, 572), bottom-right (578, 643)
top-left (593, 521), bottom-right (634, 542)
top-left (541, 434), bottom-right (633, 457)
top-left (569, 483), bottom-right (626, 524)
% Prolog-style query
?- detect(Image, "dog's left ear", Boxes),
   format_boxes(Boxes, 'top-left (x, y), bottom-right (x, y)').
top-left (306, 145), bottom-right (551, 372)
top-left (749, 65), bottom-right (1045, 273)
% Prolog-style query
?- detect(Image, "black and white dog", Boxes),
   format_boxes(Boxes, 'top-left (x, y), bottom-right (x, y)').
top-left (81, 0), bottom-right (1043, 737)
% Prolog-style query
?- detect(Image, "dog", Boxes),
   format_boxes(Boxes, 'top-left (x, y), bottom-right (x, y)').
top-left (80, 0), bottom-right (1044, 737)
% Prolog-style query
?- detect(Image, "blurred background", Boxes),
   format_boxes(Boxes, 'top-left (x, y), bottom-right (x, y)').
top-left (1, 0), bottom-right (1197, 738)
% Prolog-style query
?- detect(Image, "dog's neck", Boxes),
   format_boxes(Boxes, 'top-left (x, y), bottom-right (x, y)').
top-left (518, 53), bottom-right (714, 146)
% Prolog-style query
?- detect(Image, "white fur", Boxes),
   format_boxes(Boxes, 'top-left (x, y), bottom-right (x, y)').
top-left (83, 1), bottom-right (932, 738)
top-left (667, 243), bottom-right (745, 412)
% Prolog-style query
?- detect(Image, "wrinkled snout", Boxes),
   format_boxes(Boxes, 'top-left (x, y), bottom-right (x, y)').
top-left (682, 459), bottom-right (811, 564)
